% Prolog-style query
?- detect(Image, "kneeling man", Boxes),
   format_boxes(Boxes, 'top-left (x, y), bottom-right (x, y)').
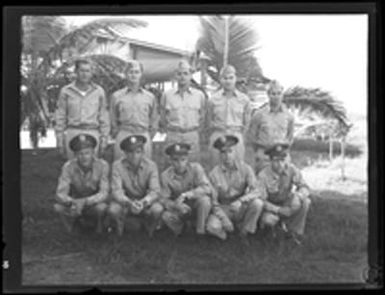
top-left (258, 143), bottom-right (311, 245)
top-left (206, 135), bottom-right (264, 243)
top-left (54, 134), bottom-right (109, 234)
top-left (160, 142), bottom-right (212, 236)
top-left (107, 135), bottom-right (163, 237)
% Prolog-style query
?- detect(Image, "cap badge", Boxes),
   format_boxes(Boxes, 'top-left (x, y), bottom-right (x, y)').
top-left (131, 137), bottom-right (137, 143)
top-left (79, 134), bottom-right (86, 142)
top-left (175, 144), bottom-right (180, 151)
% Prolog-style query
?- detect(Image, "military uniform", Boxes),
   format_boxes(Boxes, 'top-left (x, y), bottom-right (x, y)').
top-left (55, 82), bottom-right (110, 159)
top-left (207, 89), bottom-right (251, 166)
top-left (258, 144), bottom-right (311, 237)
top-left (107, 135), bottom-right (163, 236)
top-left (248, 104), bottom-right (294, 173)
top-left (206, 135), bottom-right (264, 240)
top-left (110, 87), bottom-right (158, 160)
top-left (159, 87), bottom-right (206, 162)
top-left (54, 134), bottom-right (109, 233)
top-left (160, 143), bottom-right (212, 235)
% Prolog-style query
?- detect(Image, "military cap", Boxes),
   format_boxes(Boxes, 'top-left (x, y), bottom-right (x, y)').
top-left (120, 135), bottom-right (147, 152)
top-left (219, 65), bottom-right (236, 77)
top-left (165, 142), bottom-right (191, 156)
top-left (213, 135), bottom-right (239, 151)
top-left (69, 133), bottom-right (97, 152)
top-left (265, 143), bottom-right (289, 159)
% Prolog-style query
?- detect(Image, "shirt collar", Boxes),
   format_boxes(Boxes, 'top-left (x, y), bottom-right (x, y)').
top-left (269, 103), bottom-right (285, 113)
top-left (222, 88), bottom-right (239, 97)
top-left (171, 163), bottom-right (192, 179)
top-left (220, 160), bottom-right (240, 172)
top-left (74, 158), bottom-right (96, 176)
top-left (126, 86), bottom-right (144, 94)
top-left (268, 162), bottom-right (290, 177)
top-left (69, 81), bottom-right (96, 96)
top-left (175, 86), bottom-right (192, 95)
top-left (122, 157), bottom-right (145, 171)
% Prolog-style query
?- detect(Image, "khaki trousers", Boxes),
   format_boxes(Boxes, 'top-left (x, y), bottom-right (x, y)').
top-left (260, 195), bottom-right (311, 235)
top-left (161, 195), bottom-right (211, 235)
top-left (206, 198), bottom-right (264, 240)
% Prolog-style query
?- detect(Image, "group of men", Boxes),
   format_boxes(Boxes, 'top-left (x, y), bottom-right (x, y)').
top-left (53, 58), bottom-right (311, 245)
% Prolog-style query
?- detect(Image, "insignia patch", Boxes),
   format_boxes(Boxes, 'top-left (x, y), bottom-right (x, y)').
top-left (79, 134), bottom-right (86, 142)
top-left (175, 144), bottom-right (180, 151)
top-left (131, 137), bottom-right (137, 143)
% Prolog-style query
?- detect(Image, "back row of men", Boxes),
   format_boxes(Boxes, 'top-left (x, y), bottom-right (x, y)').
top-left (55, 58), bottom-right (294, 173)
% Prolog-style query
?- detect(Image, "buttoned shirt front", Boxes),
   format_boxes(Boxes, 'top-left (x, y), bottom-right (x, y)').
top-left (56, 157), bottom-right (109, 206)
top-left (257, 163), bottom-right (309, 204)
top-left (207, 89), bottom-right (251, 132)
top-left (209, 160), bottom-right (262, 205)
top-left (110, 87), bottom-right (158, 136)
top-left (111, 157), bottom-right (160, 204)
top-left (160, 87), bottom-right (206, 131)
top-left (55, 82), bottom-right (110, 141)
top-left (160, 162), bottom-right (212, 202)
top-left (248, 105), bottom-right (294, 148)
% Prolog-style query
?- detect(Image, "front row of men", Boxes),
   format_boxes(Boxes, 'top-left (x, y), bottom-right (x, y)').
top-left (54, 133), bottom-right (311, 245)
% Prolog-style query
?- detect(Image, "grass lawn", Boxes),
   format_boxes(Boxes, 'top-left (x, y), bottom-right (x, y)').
top-left (21, 146), bottom-right (368, 285)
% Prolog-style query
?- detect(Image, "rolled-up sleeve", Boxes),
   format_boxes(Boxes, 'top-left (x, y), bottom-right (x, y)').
top-left (55, 162), bottom-right (73, 204)
top-left (86, 162), bottom-right (110, 206)
top-left (111, 162), bottom-right (130, 205)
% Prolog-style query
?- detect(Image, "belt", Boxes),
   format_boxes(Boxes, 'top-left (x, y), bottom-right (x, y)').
top-left (211, 126), bottom-right (244, 133)
top-left (67, 125), bottom-right (99, 131)
top-left (167, 126), bottom-right (199, 133)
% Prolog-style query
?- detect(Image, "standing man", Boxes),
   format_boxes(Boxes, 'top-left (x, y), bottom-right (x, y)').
top-left (110, 60), bottom-right (158, 160)
top-left (207, 65), bottom-right (251, 167)
top-left (258, 143), bottom-right (311, 245)
top-left (206, 135), bottom-right (264, 244)
top-left (160, 142), bottom-right (212, 236)
top-left (53, 134), bottom-right (109, 234)
top-left (55, 58), bottom-right (110, 159)
top-left (107, 135), bottom-right (164, 237)
top-left (159, 60), bottom-right (206, 162)
top-left (247, 80), bottom-right (294, 174)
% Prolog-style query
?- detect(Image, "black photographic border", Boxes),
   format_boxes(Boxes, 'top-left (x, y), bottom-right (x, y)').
top-left (3, 1), bottom-right (383, 292)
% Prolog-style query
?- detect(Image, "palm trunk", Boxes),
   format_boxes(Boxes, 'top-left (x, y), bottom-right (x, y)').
top-left (340, 136), bottom-right (346, 181)
top-left (223, 16), bottom-right (229, 68)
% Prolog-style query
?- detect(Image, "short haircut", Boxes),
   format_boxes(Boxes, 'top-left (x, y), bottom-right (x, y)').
top-left (125, 60), bottom-right (144, 73)
top-left (267, 80), bottom-right (284, 93)
top-left (74, 58), bottom-right (92, 71)
top-left (219, 65), bottom-right (237, 77)
top-left (175, 59), bottom-right (193, 73)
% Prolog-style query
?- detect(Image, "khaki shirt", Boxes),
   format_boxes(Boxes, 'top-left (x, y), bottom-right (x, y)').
top-left (248, 105), bottom-right (294, 148)
top-left (209, 161), bottom-right (263, 206)
top-left (110, 87), bottom-right (158, 137)
top-left (55, 82), bottom-right (110, 142)
top-left (257, 163), bottom-right (310, 204)
top-left (160, 162), bottom-right (212, 205)
top-left (159, 87), bottom-right (206, 131)
top-left (207, 89), bottom-right (251, 132)
top-left (111, 157), bottom-right (160, 205)
top-left (56, 158), bottom-right (110, 206)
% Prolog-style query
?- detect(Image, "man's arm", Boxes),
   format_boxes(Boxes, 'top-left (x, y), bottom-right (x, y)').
top-left (243, 98), bottom-right (252, 134)
top-left (55, 162), bottom-right (74, 205)
top-left (109, 93), bottom-right (119, 139)
top-left (159, 172), bottom-right (177, 210)
top-left (84, 161), bottom-right (110, 206)
top-left (111, 162), bottom-right (133, 206)
top-left (98, 88), bottom-right (110, 145)
top-left (149, 93), bottom-right (159, 134)
top-left (208, 171), bottom-right (220, 207)
top-left (188, 164), bottom-right (213, 199)
top-left (54, 88), bottom-right (67, 150)
top-left (143, 163), bottom-right (161, 206)
top-left (238, 165), bottom-right (265, 203)
top-left (292, 166), bottom-right (310, 200)
top-left (158, 92), bottom-right (167, 132)
top-left (287, 113), bottom-right (295, 145)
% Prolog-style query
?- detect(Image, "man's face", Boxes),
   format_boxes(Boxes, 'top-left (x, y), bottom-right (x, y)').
top-left (126, 64), bottom-right (142, 85)
top-left (125, 147), bottom-right (144, 167)
top-left (271, 156), bottom-right (287, 174)
top-left (76, 63), bottom-right (92, 84)
top-left (220, 73), bottom-right (237, 91)
top-left (219, 147), bottom-right (236, 166)
top-left (268, 88), bottom-right (283, 108)
top-left (171, 155), bottom-right (189, 174)
top-left (175, 68), bottom-right (192, 87)
top-left (76, 147), bottom-right (95, 168)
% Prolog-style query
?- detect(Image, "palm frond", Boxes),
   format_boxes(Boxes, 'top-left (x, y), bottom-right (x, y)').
top-left (283, 86), bottom-right (349, 128)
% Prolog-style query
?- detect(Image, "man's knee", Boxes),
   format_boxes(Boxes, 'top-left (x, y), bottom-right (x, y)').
top-left (302, 197), bottom-right (311, 209)
top-left (206, 215), bottom-right (222, 233)
top-left (149, 202), bottom-right (164, 217)
top-left (196, 195), bottom-right (211, 210)
top-left (93, 202), bottom-right (108, 215)
top-left (248, 198), bottom-right (264, 212)
top-left (108, 202), bottom-right (124, 218)
top-left (261, 212), bottom-right (279, 227)
top-left (54, 203), bottom-right (66, 214)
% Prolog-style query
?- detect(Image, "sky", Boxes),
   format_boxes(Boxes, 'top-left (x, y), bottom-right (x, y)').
top-left (62, 14), bottom-right (368, 116)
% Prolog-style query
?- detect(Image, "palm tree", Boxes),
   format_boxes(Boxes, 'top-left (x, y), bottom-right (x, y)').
top-left (21, 17), bottom-right (148, 148)
top-left (195, 15), bottom-right (265, 88)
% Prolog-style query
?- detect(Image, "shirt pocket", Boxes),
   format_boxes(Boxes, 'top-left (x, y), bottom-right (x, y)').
top-left (229, 103), bottom-right (244, 123)
top-left (184, 103), bottom-right (200, 126)
top-left (67, 95), bottom-right (80, 117)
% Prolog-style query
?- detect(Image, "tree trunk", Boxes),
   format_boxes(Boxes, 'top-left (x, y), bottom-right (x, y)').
top-left (340, 136), bottom-right (346, 181)
top-left (223, 16), bottom-right (229, 68)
